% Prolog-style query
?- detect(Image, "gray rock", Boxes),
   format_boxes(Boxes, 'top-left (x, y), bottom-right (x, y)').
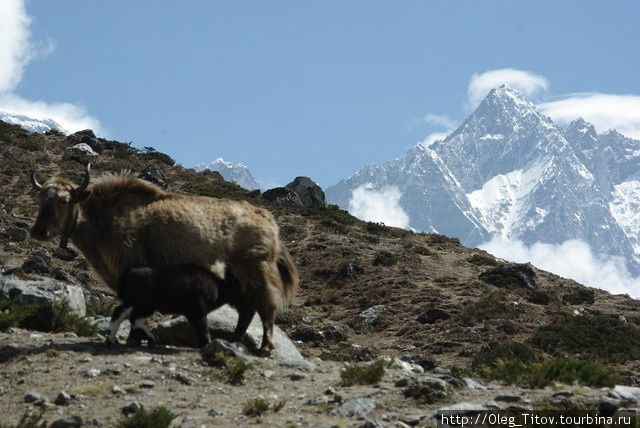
top-left (360, 305), bottom-right (385, 330)
top-left (54, 391), bottom-right (71, 406)
top-left (402, 415), bottom-right (423, 426)
top-left (21, 251), bottom-right (51, 275)
top-left (68, 129), bottom-right (102, 153)
top-left (552, 390), bottom-right (573, 398)
top-left (63, 143), bottom-right (98, 162)
top-left (403, 375), bottom-right (449, 403)
top-left (50, 416), bottom-right (84, 428)
top-left (139, 380), bottom-right (155, 388)
top-left (52, 267), bottom-right (79, 284)
top-left (24, 391), bottom-right (44, 403)
top-left (329, 396), bottom-right (376, 418)
top-left (53, 247), bottom-right (78, 261)
top-left (84, 368), bottom-right (100, 378)
top-left (0, 275), bottom-right (86, 316)
top-left (289, 372), bottom-right (306, 381)
top-left (121, 402), bottom-right (141, 416)
top-left (462, 377), bottom-right (488, 390)
top-left (611, 385), bottom-right (640, 402)
top-left (361, 420), bottom-right (384, 428)
top-left (138, 165), bottom-right (168, 189)
top-left (285, 176), bottom-right (326, 208)
top-left (91, 316), bottom-right (130, 339)
top-left (261, 186), bottom-right (303, 206)
top-left (153, 305), bottom-right (307, 363)
top-left (495, 395), bottom-right (521, 403)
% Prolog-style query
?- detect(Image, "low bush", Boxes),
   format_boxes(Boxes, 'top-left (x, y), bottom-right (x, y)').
top-left (181, 179), bottom-right (247, 200)
top-left (456, 296), bottom-right (521, 325)
top-left (141, 147), bottom-right (175, 166)
top-left (531, 314), bottom-right (640, 362)
top-left (527, 289), bottom-right (553, 305)
top-left (0, 411), bottom-right (45, 428)
top-left (117, 406), bottom-right (176, 428)
top-left (373, 250), bottom-right (399, 266)
top-left (340, 360), bottom-right (385, 386)
top-left (0, 300), bottom-right (96, 337)
top-left (302, 204), bottom-right (358, 225)
top-left (472, 342), bottom-right (538, 370)
top-left (467, 254), bottom-right (499, 266)
top-left (562, 288), bottom-right (595, 305)
top-left (242, 397), bottom-right (270, 417)
top-left (204, 352), bottom-right (252, 385)
top-left (414, 246), bottom-right (433, 256)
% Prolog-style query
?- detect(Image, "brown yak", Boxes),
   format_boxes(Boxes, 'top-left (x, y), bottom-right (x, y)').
top-left (29, 164), bottom-right (298, 354)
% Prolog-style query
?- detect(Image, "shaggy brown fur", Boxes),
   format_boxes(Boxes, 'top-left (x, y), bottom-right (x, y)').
top-left (30, 167), bottom-right (299, 353)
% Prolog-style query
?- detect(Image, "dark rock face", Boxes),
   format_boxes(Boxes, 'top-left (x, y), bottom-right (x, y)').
top-left (479, 262), bottom-right (537, 290)
top-left (21, 251), bottom-right (51, 275)
top-left (138, 165), bottom-right (168, 189)
top-left (262, 187), bottom-right (303, 206)
top-left (285, 176), bottom-right (326, 208)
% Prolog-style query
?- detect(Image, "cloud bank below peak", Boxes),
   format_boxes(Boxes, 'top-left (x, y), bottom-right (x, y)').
top-left (0, 0), bottom-right (102, 134)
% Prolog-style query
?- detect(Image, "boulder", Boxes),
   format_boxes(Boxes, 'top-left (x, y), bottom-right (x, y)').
top-left (329, 397), bottom-right (376, 418)
top-left (21, 251), bottom-right (51, 275)
top-left (285, 176), bottom-right (326, 207)
top-left (152, 305), bottom-right (308, 365)
top-left (479, 262), bottom-right (537, 290)
top-left (0, 275), bottom-right (86, 316)
top-left (261, 187), bottom-right (303, 206)
top-left (63, 143), bottom-right (98, 162)
top-left (402, 375), bottom-right (449, 403)
top-left (68, 129), bottom-right (102, 152)
top-left (138, 165), bottom-right (168, 189)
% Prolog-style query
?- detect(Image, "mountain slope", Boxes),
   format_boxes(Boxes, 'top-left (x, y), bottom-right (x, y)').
top-left (326, 86), bottom-right (640, 273)
top-left (0, 111), bottom-right (65, 133)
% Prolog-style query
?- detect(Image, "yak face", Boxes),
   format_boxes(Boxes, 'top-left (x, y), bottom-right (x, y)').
top-left (30, 164), bottom-right (92, 241)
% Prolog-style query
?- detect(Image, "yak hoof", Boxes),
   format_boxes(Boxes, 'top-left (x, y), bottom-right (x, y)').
top-left (257, 347), bottom-right (273, 358)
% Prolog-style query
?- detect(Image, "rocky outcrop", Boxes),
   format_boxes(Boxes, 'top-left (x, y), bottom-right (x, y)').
top-left (0, 275), bottom-right (86, 316)
top-left (286, 176), bottom-right (326, 208)
top-left (261, 187), bottom-right (303, 206)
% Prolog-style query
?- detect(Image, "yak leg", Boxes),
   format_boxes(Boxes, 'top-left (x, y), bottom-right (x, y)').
top-left (187, 313), bottom-right (212, 348)
top-left (107, 305), bottom-right (132, 345)
top-left (127, 308), bottom-right (156, 346)
top-left (257, 302), bottom-right (276, 356)
top-left (231, 305), bottom-right (256, 342)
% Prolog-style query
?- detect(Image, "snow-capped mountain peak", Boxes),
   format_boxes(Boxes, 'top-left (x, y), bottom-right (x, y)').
top-left (326, 86), bottom-right (640, 274)
top-left (194, 157), bottom-right (261, 190)
top-left (0, 111), bottom-right (66, 134)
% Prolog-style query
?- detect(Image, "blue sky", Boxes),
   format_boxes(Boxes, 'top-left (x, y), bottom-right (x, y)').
top-left (2, 1), bottom-right (639, 187)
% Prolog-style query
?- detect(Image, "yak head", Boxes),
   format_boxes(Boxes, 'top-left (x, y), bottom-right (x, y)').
top-left (30, 163), bottom-right (92, 241)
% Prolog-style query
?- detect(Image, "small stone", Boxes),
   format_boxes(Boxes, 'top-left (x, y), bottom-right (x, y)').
top-left (381, 413), bottom-right (398, 421)
top-left (111, 385), bottom-right (123, 394)
top-left (50, 416), bottom-right (84, 428)
top-left (24, 391), bottom-right (44, 403)
top-left (495, 395), bottom-right (522, 403)
top-left (262, 370), bottom-right (274, 379)
top-left (122, 402), bottom-right (141, 416)
top-left (208, 409), bottom-right (223, 416)
top-left (401, 415), bottom-right (422, 426)
top-left (289, 372), bottom-right (306, 381)
top-left (361, 420), bottom-right (384, 428)
top-left (302, 316), bottom-right (312, 324)
top-left (325, 386), bottom-right (336, 395)
top-left (140, 379), bottom-right (156, 388)
top-left (84, 368), bottom-right (100, 378)
top-left (54, 391), bottom-right (71, 406)
top-left (552, 390), bottom-right (574, 398)
top-left (3, 226), bottom-right (28, 242)
top-left (91, 418), bottom-right (104, 426)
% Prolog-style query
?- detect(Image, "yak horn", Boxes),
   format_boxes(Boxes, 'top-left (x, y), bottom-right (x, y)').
top-left (31, 169), bottom-right (43, 190)
top-left (78, 162), bottom-right (91, 191)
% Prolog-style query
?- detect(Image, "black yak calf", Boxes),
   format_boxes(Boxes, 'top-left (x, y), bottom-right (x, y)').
top-left (108, 264), bottom-right (247, 347)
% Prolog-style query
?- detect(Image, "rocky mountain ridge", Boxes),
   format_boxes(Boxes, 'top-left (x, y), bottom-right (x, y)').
top-left (326, 86), bottom-right (640, 274)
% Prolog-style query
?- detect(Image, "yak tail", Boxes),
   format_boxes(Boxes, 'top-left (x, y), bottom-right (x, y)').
top-left (276, 240), bottom-right (299, 307)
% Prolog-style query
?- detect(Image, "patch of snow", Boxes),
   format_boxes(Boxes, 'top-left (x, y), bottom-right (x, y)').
top-left (609, 180), bottom-right (640, 259)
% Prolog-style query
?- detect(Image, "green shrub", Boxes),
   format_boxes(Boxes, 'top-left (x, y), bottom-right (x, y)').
top-left (366, 222), bottom-right (388, 235)
top-left (562, 288), bottom-right (595, 305)
top-left (204, 352), bottom-right (251, 385)
top-left (531, 314), bottom-right (640, 362)
top-left (182, 179), bottom-right (247, 199)
top-left (0, 300), bottom-right (96, 337)
top-left (527, 289), bottom-right (553, 305)
top-left (0, 411), bottom-right (45, 428)
top-left (480, 357), bottom-right (620, 388)
top-left (340, 360), bottom-right (385, 386)
top-left (243, 397), bottom-right (270, 417)
top-left (0, 121), bottom-right (22, 142)
top-left (472, 342), bottom-right (538, 370)
top-left (319, 219), bottom-right (349, 234)
top-left (456, 296), bottom-right (521, 325)
top-left (468, 254), bottom-right (498, 266)
top-left (117, 406), bottom-right (176, 428)
top-left (302, 204), bottom-right (358, 225)
top-left (414, 246), bottom-right (433, 256)
top-left (103, 140), bottom-right (137, 159)
top-left (141, 147), bottom-right (175, 166)
top-left (373, 250), bottom-right (399, 266)
top-left (18, 141), bottom-right (40, 152)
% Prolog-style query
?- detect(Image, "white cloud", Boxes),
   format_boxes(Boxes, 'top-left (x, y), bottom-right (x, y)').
top-left (348, 184), bottom-right (410, 228)
top-left (0, 0), bottom-right (102, 135)
top-left (423, 113), bottom-right (457, 130)
top-left (420, 131), bottom-right (449, 147)
top-left (0, 93), bottom-right (102, 134)
top-left (480, 238), bottom-right (640, 298)
top-left (467, 68), bottom-right (549, 109)
top-left (540, 93), bottom-right (640, 140)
